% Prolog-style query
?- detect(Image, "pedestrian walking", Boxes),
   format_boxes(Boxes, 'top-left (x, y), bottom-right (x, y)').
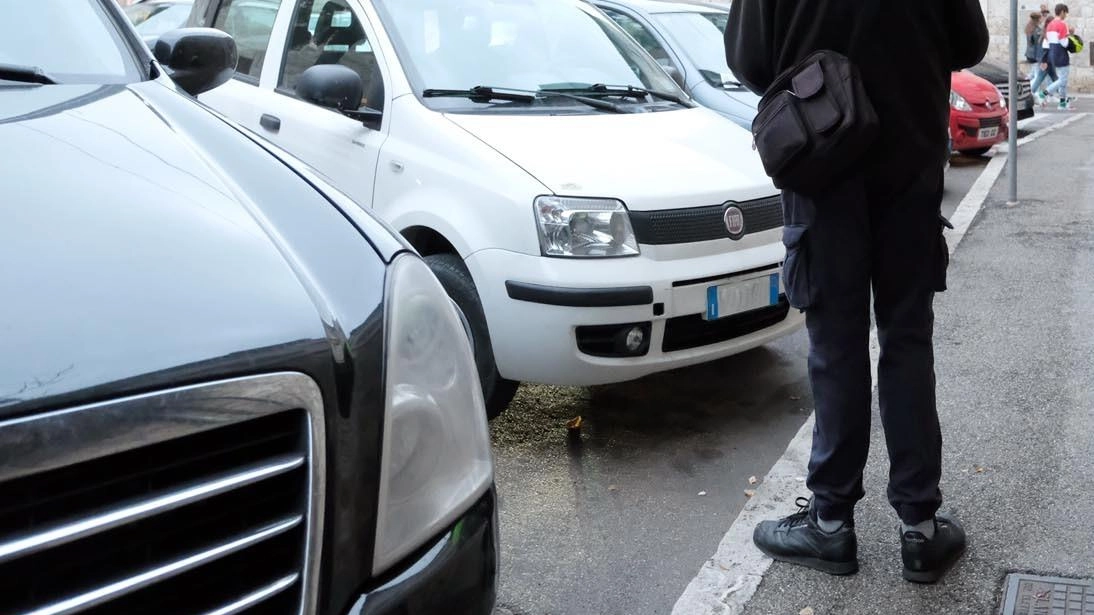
top-left (725, 0), bottom-right (987, 584)
top-left (1041, 4), bottom-right (1073, 110)
top-left (1026, 11), bottom-right (1044, 65)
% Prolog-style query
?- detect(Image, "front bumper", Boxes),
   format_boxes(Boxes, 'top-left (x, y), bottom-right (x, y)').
top-left (951, 109), bottom-right (1009, 151)
top-left (344, 491), bottom-right (498, 615)
top-left (466, 237), bottom-right (806, 386)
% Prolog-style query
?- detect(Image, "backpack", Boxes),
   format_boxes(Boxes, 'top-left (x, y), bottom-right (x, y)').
top-left (1068, 33), bottom-right (1084, 54)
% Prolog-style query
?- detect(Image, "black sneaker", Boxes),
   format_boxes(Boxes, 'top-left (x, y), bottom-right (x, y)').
top-left (901, 513), bottom-right (967, 583)
top-left (752, 497), bottom-right (858, 575)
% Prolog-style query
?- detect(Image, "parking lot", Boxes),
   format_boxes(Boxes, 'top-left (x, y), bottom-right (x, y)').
top-left (489, 115), bottom-right (1054, 615)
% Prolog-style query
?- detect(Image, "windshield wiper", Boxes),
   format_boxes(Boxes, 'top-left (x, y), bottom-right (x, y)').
top-left (422, 86), bottom-right (537, 103)
top-left (423, 85), bottom-right (626, 113)
top-left (0, 63), bottom-right (56, 85)
top-left (570, 83), bottom-right (690, 106)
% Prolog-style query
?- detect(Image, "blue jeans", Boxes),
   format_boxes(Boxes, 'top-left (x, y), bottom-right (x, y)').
top-left (1047, 65), bottom-right (1071, 101)
top-left (1030, 63), bottom-right (1058, 94)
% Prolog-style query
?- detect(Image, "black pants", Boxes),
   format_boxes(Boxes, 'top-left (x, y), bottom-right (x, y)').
top-left (781, 168), bottom-right (948, 525)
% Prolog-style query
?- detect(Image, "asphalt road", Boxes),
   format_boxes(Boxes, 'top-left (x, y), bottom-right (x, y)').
top-left (488, 115), bottom-right (1047, 615)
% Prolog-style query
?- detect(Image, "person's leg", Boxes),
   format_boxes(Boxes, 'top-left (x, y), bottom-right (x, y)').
top-left (1056, 65), bottom-right (1071, 108)
top-left (870, 168), bottom-right (944, 526)
top-left (870, 166), bottom-right (966, 583)
top-left (1046, 64), bottom-right (1068, 96)
top-left (752, 176), bottom-right (872, 575)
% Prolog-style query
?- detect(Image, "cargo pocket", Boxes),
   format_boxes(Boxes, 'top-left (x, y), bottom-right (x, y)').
top-left (933, 216), bottom-right (952, 292)
top-left (782, 224), bottom-right (816, 309)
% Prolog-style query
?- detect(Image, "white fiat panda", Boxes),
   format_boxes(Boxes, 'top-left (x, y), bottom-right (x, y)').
top-left (192, 0), bottom-right (803, 417)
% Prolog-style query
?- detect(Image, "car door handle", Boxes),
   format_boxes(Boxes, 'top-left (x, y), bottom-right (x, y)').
top-left (259, 113), bottom-right (281, 132)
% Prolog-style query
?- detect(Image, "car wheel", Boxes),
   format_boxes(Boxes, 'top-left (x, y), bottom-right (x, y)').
top-left (424, 253), bottom-right (518, 420)
top-left (963, 147), bottom-right (992, 157)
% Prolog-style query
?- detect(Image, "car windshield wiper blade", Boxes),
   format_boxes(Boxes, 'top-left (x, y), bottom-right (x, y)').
top-left (0, 63), bottom-right (57, 85)
top-left (422, 86), bottom-right (536, 103)
top-left (579, 83), bottom-right (690, 105)
top-left (424, 85), bottom-right (626, 113)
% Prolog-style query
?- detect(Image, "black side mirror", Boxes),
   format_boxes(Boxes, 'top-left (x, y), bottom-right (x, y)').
top-left (154, 28), bottom-right (237, 96)
top-left (296, 64), bottom-right (382, 129)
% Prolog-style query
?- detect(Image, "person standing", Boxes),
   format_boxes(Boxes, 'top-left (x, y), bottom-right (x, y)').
top-left (1042, 4), bottom-right (1073, 110)
top-left (725, 0), bottom-right (988, 584)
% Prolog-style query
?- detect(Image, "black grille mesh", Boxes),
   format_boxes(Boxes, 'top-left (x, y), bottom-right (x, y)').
top-left (629, 196), bottom-right (783, 245)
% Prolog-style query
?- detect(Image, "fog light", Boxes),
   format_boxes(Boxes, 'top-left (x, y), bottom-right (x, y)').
top-left (575, 322), bottom-right (652, 357)
top-left (624, 326), bottom-right (645, 352)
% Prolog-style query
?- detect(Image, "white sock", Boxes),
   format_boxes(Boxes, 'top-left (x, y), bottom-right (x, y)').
top-left (903, 519), bottom-right (936, 539)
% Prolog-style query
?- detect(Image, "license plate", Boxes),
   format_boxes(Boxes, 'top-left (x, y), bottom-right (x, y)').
top-left (705, 273), bottom-right (779, 321)
top-left (978, 126), bottom-right (999, 140)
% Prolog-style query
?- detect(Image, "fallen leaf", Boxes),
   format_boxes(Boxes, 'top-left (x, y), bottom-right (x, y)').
top-left (800, 608), bottom-right (815, 615)
top-left (744, 489), bottom-right (756, 498)
top-left (790, 395), bottom-right (802, 401)
top-left (748, 476), bottom-right (758, 485)
top-left (698, 491), bottom-right (708, 497)
top-left (608, 484), bottom-right (618, 492)
top-left (975, 466), bottom-right (985, 474)
top-left (566, 416), bottom-right (583, 430)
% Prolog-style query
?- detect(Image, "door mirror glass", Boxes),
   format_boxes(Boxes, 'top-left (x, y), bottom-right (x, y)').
top-left (154, 28), bottom-right (238, 96)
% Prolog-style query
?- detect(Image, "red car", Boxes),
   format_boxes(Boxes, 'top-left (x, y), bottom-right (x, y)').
top-left (950, 70), bottom-right (1009, 156)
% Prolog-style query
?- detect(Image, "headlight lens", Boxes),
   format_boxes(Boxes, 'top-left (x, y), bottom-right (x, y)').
top-left (995, 87), bottom-right (1007, 108)
top-left (950, 90), bottom-right (972, 111)
top-left (534, 196), bottom-right (640, 258)
top-left (374, 254), bottom-right (493, 574)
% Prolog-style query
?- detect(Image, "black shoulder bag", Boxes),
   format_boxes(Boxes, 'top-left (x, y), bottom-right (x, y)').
top-left (751, 49), bottom-right (879, 196)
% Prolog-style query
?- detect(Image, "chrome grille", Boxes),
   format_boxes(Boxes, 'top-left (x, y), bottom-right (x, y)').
top-left (629, 195), bottom-right (784, 245)
top-left (0, 373), bottom-right (325, 615)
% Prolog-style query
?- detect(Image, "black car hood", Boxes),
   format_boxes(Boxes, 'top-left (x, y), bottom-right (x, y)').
top-left (0, 82), bottom-right (347, 415)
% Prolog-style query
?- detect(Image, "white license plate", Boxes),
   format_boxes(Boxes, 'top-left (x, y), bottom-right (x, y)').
top-left (705, 273), bottom-right (779, 321)
top-left (978, 126), bottom-right (999, 140)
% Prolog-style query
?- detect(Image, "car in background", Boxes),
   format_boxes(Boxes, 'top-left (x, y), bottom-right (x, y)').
top-left (969, 60), bottom-right (1035, 121)
top-left (191, 0), bottom-right (803, 417)
top-left (950, 69), bottom-right (1009, 156)
top-left (592, 0), bottom-right (759, 129)
top-left (124, 0), bottom-right (194, 45)
top-left (1, 1), bottom-right (498, 614)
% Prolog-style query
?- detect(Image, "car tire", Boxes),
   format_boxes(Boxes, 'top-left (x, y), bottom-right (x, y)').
top-left (424, 253), bottom-right (518, 420)
top-left (964, 147), bottom-right (992, 157)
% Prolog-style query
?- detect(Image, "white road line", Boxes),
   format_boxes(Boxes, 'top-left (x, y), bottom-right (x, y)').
top-left (671, 112), bottom-right (1090, 615)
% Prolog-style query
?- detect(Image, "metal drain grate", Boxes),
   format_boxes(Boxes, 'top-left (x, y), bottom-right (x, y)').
top-left (1001, 574), bottom-right (1094, 615)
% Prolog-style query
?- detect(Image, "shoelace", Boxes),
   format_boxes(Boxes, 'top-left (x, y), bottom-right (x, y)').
top-left (777, 496), bottom-right (813, 529)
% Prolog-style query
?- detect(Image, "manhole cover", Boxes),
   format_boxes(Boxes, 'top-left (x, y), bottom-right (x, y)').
top-left (1001, 574), bottom-right (1094, 615)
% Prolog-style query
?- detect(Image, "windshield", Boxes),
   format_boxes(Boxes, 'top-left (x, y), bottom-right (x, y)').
top-left (126, 3), bottom-right (193, 39)
top-left (653, 11), bottom-right (741, 88)
top-left (372, 0), bottom-right (683, 110)
top-left (1, 0), bottom-right (141, 84)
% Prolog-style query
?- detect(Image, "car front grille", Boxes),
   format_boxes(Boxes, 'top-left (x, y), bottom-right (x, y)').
top-left (0, 373), bottom-right (324, 615)
top-left (980, 116), bottom-right (1003, 129)
top-left (629, 195), bottom-right (783, 245)
top-left (662, 295), bottom-right (790, 352)
top-left (997, 80), bottom-right (1033, 100)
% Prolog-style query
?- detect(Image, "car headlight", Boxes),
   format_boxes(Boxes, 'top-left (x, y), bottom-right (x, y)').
top-left (995, 87), bottom-right (1007, 108)
top-left (534, 196), bottom-right (640, 257)
top-left (950, 90), bottom-right (972, 111)
top-left (374, 254), bottom-right (493, 574)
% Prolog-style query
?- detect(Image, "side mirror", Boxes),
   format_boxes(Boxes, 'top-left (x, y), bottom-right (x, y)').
top-left (154, 28), bottom-right (237, 96)
top-left (296, 64), bottom-right (383, 129)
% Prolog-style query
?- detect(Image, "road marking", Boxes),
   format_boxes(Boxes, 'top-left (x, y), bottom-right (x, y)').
top-left (671, 112), bottom-right (1090, 615)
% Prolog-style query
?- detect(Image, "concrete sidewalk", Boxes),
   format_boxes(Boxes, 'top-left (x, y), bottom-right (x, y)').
top-left (740, 114), bottom-right (1094, 615)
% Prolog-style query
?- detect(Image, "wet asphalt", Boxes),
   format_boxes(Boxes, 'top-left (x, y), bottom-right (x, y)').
top-left (489, 130), bottom-right (1015, 615)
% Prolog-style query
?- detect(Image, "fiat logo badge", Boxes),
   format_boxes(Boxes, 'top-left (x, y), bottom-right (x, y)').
top-left (723, 205), bottom-right (745, 239)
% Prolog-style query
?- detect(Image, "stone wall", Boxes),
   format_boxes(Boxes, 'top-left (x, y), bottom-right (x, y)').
top-left (980, 0), bottom-right (1094, 91)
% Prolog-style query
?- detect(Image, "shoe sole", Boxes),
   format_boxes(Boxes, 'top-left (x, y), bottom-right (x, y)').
top-left (902, 544), bottom-right (967, 584)
top-left (757, 547), bottom-right (859, 576)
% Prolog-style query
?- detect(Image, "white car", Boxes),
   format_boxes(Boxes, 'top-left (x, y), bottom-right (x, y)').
top-left (193, 0), bottom-right (803, 417)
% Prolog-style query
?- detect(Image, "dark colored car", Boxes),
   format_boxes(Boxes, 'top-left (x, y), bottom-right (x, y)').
top-left (969, 60), bottom-right (1035, 120)
top-left (0, 2), bottom-right (497, 615)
